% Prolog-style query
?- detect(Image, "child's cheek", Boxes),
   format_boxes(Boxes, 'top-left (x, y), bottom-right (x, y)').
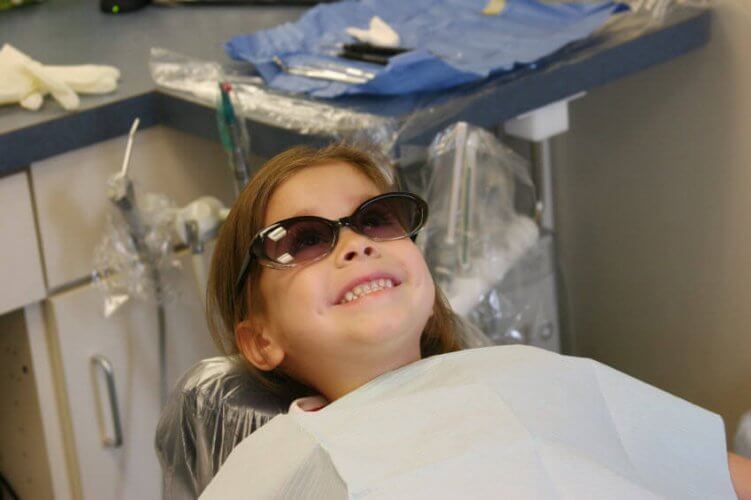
top-left (412, 249), bottom-right (434, 288)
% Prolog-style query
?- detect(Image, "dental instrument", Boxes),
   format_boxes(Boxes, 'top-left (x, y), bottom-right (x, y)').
top-left (340, 42), bottom-right (409, 57)
top-left (106, 118), bottom-right (169, 408)
top-left (337, 49), bottom-right (391, 66)
top-left (445, 122), bottom-right (466, 248)
top-left (272, 56), bottom-right (374, 85)
top-left (459, 131), bottom-right (477, 272)
top-left (336, 42), bottom-right (410, 65)
top-left (216, 82), bottom-right (251, 195)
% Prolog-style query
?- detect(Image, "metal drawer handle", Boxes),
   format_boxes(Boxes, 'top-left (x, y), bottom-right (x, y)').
top-left (90, 355), bottom-right (123, 448)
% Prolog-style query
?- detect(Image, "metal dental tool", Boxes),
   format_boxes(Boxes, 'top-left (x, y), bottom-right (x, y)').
top-left (217, 82), bottom-right (251, 195)
top-left (108, 118), bottom-right (147, 243)
top-left (459, 130), bottom-right (478, 272)
top-left (273, 56), bottom-right (374, 85)
top-left (106, 117), bottom-right (169, 409)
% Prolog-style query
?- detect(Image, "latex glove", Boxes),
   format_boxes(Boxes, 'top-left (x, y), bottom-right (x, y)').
top-left (346, 16), bottom-right (400, 48)
top-left (0, 44), bottom-right (120, 111)
top-left (0, 45), bottom-right (42, 109)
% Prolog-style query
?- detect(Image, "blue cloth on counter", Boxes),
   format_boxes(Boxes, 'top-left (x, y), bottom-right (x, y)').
top-left (226, 0), bottom-right (626, 98)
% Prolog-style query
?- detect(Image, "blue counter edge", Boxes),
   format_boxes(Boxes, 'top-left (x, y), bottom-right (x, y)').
top-left (0, 9), bottom-right (710, 176)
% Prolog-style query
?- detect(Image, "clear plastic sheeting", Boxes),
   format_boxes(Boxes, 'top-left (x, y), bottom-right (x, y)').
top-left (150, 48), bottom-right (398, 142)
top-left (92, 189), bottom-right (181, 317)
top-left (419, 122), bottom-right (539, 328)
top-left (454, 314), bottom-right (495, 349)
top-left (156, 318), bottom-right (492, 499)
top-left (624, 0), bottom-right (712, 24)
top-left (467, 234), bottom-right (559, 351)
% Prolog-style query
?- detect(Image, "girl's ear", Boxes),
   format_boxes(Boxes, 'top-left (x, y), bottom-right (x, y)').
top-left (235, 319), bottom-right (285, 371)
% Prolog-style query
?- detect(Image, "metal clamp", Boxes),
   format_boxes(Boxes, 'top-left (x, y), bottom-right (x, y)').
top-left (90, 355), bottom-right (123, 448)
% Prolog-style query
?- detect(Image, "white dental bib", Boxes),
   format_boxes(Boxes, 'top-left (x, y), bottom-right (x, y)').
top-left (201, 346), bottom-right (735, 499)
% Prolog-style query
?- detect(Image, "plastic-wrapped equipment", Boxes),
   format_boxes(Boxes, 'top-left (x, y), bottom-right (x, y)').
top-left (92, 186), bottom-right (182, 317)
top-left (150, 48), bottom-right (397, 142)
top-left (467, 233), bottom-right (560, 351)
top-left (419, 122), bottom-right (539, 322)
top-left (156, 317), bottom-right (492, 499)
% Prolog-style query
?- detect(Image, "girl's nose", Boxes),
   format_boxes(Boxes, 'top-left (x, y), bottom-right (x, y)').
top-left (334, 228), bottom-right (380, 266)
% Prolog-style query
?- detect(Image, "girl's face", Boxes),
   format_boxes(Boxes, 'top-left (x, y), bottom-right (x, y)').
top-left (248, 162), bottom-right (435, 395)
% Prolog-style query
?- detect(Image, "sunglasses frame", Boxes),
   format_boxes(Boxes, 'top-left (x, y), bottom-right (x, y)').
top-left (234, 192), bottom-right (428, 292)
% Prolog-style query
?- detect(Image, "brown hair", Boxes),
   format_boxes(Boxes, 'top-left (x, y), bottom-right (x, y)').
top-left (206, 143), bottom-right (461, 395)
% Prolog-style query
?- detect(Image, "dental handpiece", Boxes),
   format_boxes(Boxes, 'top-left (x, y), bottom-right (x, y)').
top-left (107, 118), bottom-right (149, 256)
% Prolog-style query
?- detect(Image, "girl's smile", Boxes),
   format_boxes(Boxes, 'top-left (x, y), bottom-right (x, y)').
top-left (334, 273), bottom-right (401, 305)
top-left (336, 276), bottom-right (401, 306)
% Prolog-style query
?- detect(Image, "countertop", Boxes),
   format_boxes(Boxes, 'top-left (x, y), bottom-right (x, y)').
top-left (0, 1), bottom-right (711, 174)
top-left (0, 0), bottom-right (305, 171)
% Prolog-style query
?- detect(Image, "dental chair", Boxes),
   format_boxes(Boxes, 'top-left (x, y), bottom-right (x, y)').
top-left (155, 318), bottom-right (492, 499)
top-left (155, 355), bottom-right (302, 499)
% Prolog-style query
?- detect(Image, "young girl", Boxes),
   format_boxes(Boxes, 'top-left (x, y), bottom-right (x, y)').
top-left (206, 143), bottom-right (751, 498)
top-left (207, 144), bottom-right (462, 405)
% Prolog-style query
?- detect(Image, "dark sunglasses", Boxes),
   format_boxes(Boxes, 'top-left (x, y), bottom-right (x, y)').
top-left (234, 192), bottom-right (428, 291)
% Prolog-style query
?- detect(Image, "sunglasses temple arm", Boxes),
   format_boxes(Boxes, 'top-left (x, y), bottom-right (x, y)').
top-left (235, 253), bottom-right (252, 292)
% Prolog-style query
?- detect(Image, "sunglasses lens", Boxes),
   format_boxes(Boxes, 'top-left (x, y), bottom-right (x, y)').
top-left (356, 195), bottom-right (423, 240)
top-left (262, 219), bottom-right (335, 265)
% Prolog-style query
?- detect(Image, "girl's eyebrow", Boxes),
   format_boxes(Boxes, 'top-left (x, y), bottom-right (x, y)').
top-left (287, 193), bottom-right (380, 219)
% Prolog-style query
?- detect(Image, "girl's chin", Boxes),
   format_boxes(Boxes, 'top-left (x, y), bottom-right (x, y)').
top-left (346, 317), bottom-right (421, 348)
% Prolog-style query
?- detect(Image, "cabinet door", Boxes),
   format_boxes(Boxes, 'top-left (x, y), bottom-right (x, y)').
top-left (0, 171), bottom-right (46, 314)
top-left (47, 251), bottom-right (217, 500)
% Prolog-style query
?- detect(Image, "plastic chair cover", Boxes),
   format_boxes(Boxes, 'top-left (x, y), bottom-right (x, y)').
top-left (155, 356), bottom-right (299, 499)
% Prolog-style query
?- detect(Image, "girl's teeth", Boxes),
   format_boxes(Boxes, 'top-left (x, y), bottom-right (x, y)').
top-left (341, 278), bottom-right (396, 304)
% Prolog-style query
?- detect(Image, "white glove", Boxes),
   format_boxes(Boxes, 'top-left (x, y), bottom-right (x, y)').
top-left (0, 44), bottom-right (120, 111)
top-left (346, 16), bottom-right (400, 48)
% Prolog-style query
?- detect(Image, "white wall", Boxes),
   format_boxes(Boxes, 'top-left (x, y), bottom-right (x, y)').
top-left (554, 1), bottom-right (751, 441)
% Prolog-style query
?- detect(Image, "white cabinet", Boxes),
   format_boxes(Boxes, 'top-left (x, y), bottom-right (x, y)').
top-left (19, 127), bottom-right (238, 500)
top-left (31, 126), bottom-right (233, 290)
top-left (44, 251), bottom-right (217, 500)
top-left (0, 171), bottom-right (46, 314)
